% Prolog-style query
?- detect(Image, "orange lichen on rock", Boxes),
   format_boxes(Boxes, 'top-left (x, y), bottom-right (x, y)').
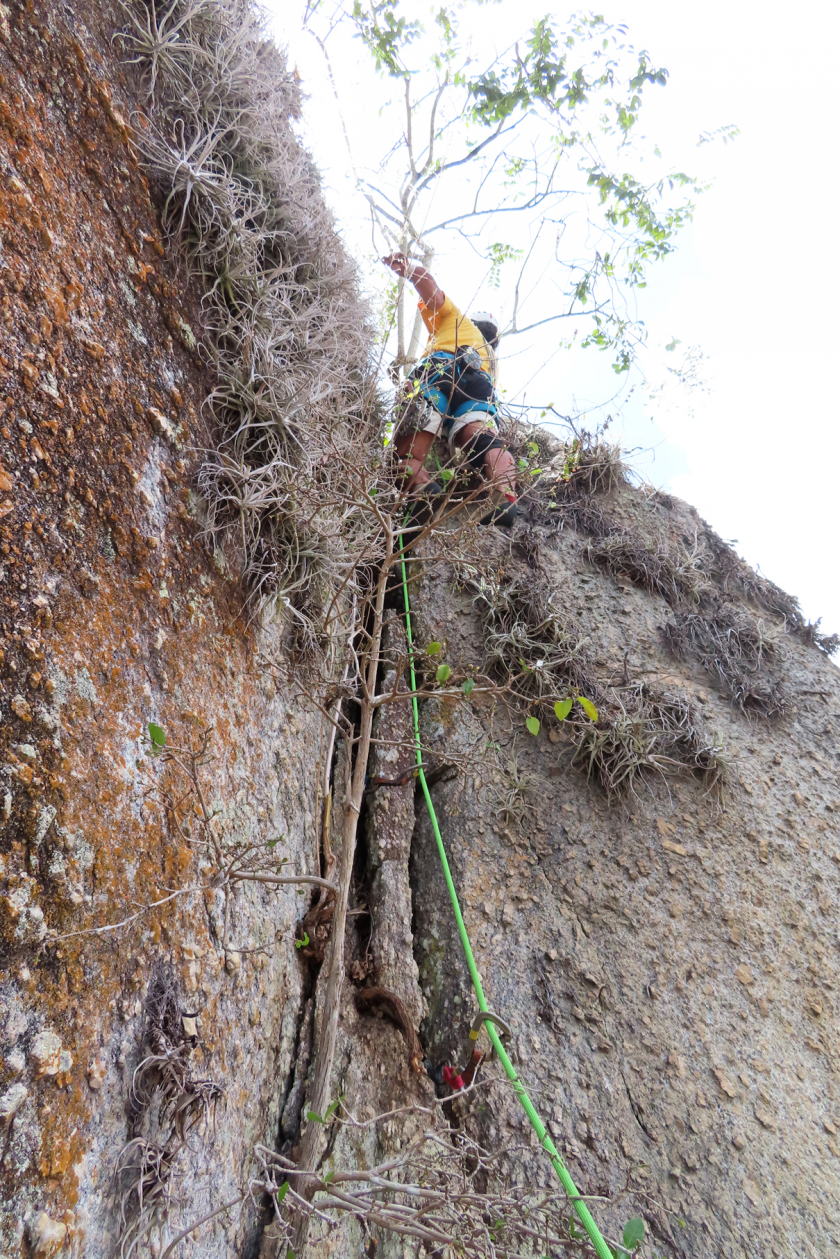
top-left (0, 3), bottom-right (319, 1254)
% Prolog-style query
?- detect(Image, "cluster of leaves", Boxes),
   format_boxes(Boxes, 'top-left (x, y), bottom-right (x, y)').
top-left (350, 0), bottom-right (421, 75)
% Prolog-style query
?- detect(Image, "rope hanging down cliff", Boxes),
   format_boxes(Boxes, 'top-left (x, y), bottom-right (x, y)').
top-left (398, 530), bottom-right (615, 1259)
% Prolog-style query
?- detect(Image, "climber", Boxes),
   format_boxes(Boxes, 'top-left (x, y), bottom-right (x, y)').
top-left (382, 253), bottom-right (518, 527)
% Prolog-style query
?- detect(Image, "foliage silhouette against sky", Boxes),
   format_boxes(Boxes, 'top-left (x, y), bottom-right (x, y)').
top-left (277, 0), bottom-right (840, 639)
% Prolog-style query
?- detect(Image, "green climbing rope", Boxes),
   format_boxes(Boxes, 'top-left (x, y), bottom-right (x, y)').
top-left (398, 532), bottom-right (614, 1259)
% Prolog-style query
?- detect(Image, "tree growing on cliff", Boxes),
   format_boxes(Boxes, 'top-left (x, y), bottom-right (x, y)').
top-left (304, 0), bottom-right (720, 376)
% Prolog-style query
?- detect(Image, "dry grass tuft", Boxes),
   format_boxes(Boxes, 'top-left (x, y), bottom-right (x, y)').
top-left (573, 683), bottom-right (724, 795)
top-left (120, 0), bottom-right (383, 654)
top-left (585, 531), bottom-right (705, 606)
top-left (492, 757), bottom-right (540, 831)
top-left (702, 531), bottom-right (839, 656)
top-left (471, 568), bottom-right (596, 709)
top-left (663, 607), bottom-right (788, 717)
top-left (467, 562), bottom-right (724, 798)
top-left (115, 962), bottom-right (223, 1257)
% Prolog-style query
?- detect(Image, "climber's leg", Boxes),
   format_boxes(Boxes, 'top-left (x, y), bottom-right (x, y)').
top-left (394, 427), bottom-right (436, 489)
top-left (393, 362), bottom-right (454, 491)
top-left (453, 421), bottom-right (516, 499)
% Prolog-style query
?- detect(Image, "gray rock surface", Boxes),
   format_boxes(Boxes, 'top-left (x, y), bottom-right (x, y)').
top-left (408, 492), bottom-right (839, 1258)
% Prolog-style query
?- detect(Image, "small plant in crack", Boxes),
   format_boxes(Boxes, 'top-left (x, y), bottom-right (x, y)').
top-left (114, 962), bottom-right (224, 1258)
top-left (491, 756), bottom-right (539, 831)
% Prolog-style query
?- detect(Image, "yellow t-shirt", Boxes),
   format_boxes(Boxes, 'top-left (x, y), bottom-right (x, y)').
top-left (419, 295), bottom-right (498, 385)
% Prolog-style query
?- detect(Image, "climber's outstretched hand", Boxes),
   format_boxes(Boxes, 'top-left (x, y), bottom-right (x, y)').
top-left (382, 252), bottom-right (414, 278)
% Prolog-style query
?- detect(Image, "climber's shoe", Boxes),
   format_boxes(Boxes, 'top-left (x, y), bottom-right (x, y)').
top-left (480, 493), bottom-right (518, 528)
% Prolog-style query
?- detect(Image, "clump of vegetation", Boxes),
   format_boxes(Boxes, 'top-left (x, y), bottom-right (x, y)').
top-left (663, 607), bottom-right (788, 717)
top-left (702, 530), bottom-right (839, 655)
top-left (508, 423), bottom-right (623, 537)
top-left (508, 422), bottom-right (832, 704)
top-left (471, 568), bottom-right (598, 711)
top-left (467, 562), bottom-right (724, 798)
top-left (586, 530), bottom-right (705, 605)
top-left (115, 963), bottom-right (223, 1258)
top-left (120, 0), bottom-right (382, 653)
top-left (492, 757), bottom-right (541, 830)
top-left (573, 682), bottom-right (724, 795)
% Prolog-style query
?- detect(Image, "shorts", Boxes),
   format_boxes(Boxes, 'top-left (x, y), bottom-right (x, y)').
top-left (395, 352), bottom-right (498, 452)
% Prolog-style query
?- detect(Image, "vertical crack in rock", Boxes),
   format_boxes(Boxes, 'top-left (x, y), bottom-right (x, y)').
top-left (364, 619), bottom-right (423, 1025)
top-left (279, 996), bottom-right (315, 1147)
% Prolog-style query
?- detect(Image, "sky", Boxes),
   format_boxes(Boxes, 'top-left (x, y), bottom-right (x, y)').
top-left (271, 0), bottom-right (840, 640)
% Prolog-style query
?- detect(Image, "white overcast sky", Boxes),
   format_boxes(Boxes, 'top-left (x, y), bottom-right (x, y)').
top-left (272, 0), bottom-right (840, 639)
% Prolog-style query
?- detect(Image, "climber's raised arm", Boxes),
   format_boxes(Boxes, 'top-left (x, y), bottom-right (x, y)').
top-left (382, 253), bottom-right (445, 313)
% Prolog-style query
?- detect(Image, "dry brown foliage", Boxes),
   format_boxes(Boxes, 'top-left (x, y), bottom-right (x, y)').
top-left (120, 0), bottom-right (384, 655)
top-left (467, 563), bottom-right (724, 798)
top-left (662, 607), bottom-right (788, 718)
top-left (114, 963), bottom-right (223, 1258)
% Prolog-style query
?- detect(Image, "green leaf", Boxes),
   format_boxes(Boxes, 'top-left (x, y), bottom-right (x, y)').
top-left (427, 641), bottom-right (441, 655)
top-left (439, 468), bottom-right (454, 482)
top-left (296, 932), bottom-right (310, 950)
top-left (286, 1249), bottom-right (295, 1259)
top-left (266, 837), bottom-right (282, 849)
top-left (276, 1181), bottom-right (289, 1203)
top-left (148, 722), bottom-right (166, 752)
top-left (325, 1096), bottom-right (343, 1119)
top-left (527, 441), bottom-right (540, 454)
top-left (665, 337), bottom-right (681, 352)
top-left (554, 698), bottom-right (573, 721)
top-left (306, 1109), bottom-right (324, 1124)
top-left (623, 1217), bottom-right (645, 1250)
top-left (578, 696), bottom-right (599, 721)
top-left (436, 663), bottom-right (451, 684)
top-left (324, 1171), bottom-right (335, 1184)
top-left (526, 716), bottom-right (540, 736)
top-left (462, 678), bottom-right (475, 697)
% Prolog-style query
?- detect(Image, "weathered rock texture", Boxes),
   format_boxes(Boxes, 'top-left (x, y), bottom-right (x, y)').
top-left (409, 487), bottom-right (840, 1259)
top-left (0, 3), bottom-right (323, 1254)
top-left (2, 1), bottom-right (839, 1257)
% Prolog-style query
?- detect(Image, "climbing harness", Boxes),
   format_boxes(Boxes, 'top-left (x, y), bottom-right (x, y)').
top-left (409, 349), bottom-right (498, 434)
top-left (398, 530), bottom-right (614, 1259)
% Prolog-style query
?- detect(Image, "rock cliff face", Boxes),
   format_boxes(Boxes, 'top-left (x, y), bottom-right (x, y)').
top-left (0, 4), bottom-right (322, 1253)
top-left (407, 487), bottom-right (840, 1258)
top-left (1, 3), bottom-right (838, 1258)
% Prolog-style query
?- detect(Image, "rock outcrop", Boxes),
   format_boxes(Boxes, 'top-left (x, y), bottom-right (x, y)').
top-left (0, 3), bottom-right (324, 1253)
top-left (1, 1), bottom-right (837, 1257)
